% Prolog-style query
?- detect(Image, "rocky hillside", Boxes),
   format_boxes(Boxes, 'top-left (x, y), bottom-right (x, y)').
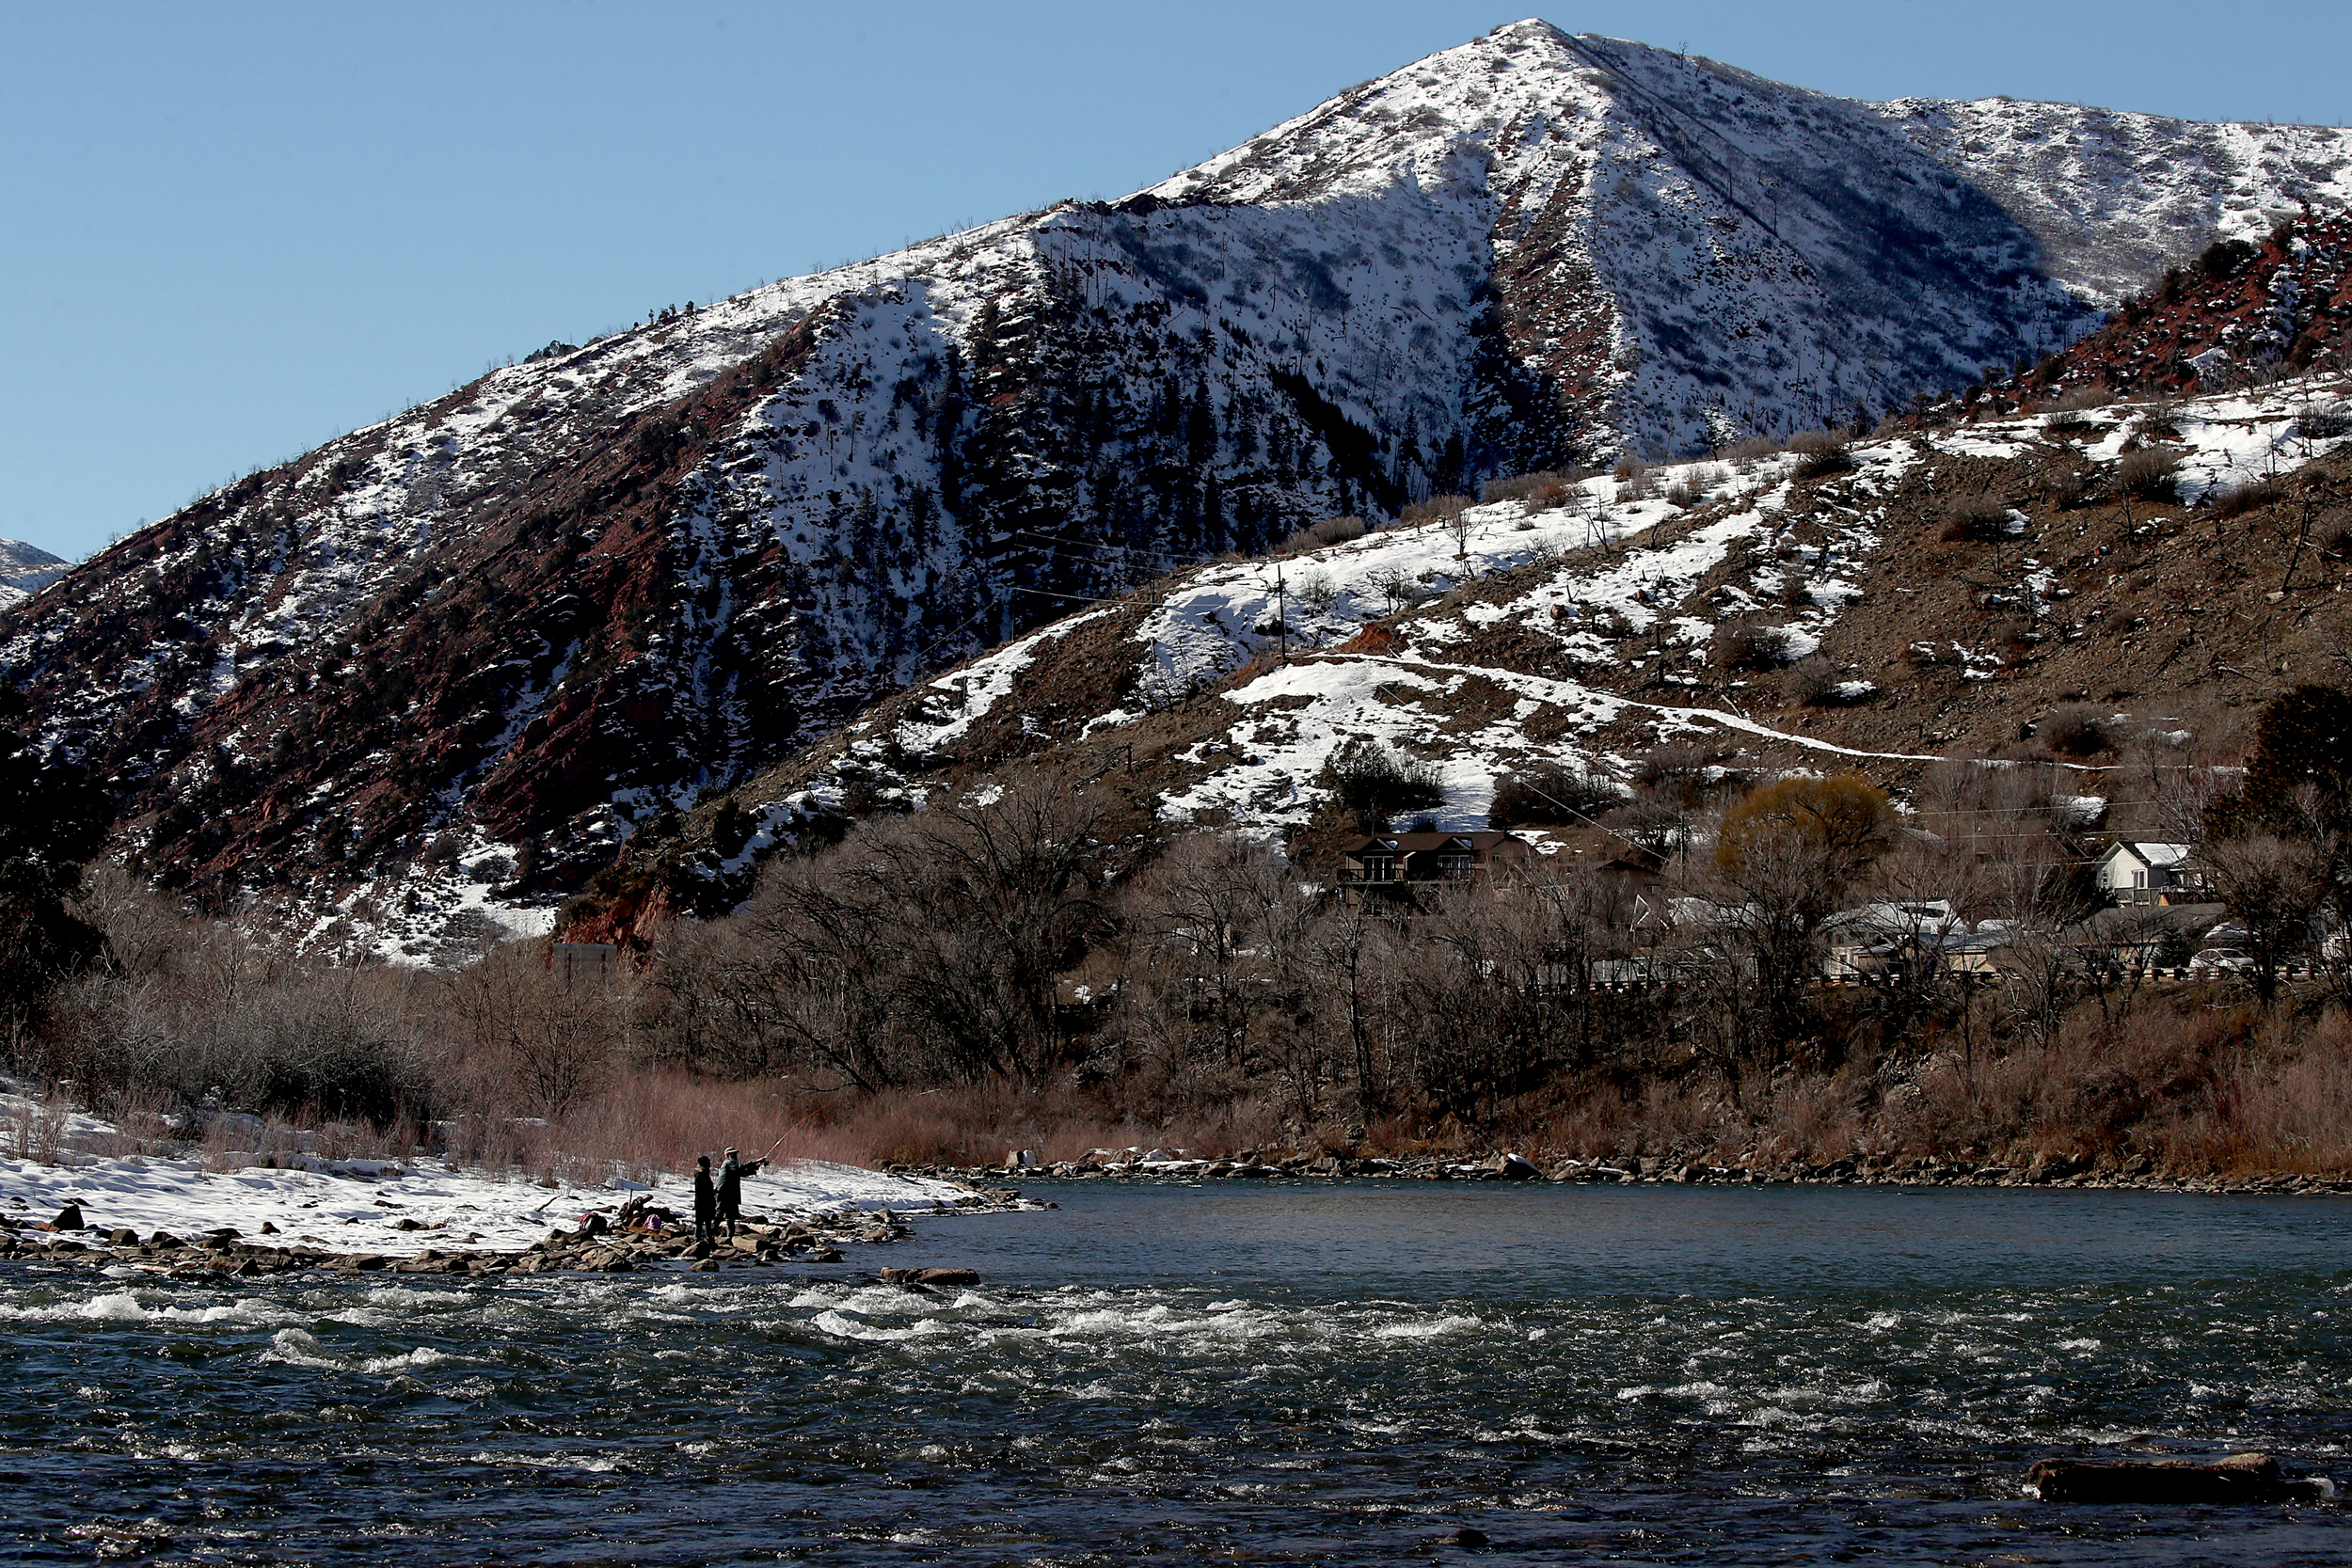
top-left (6, 21), bottom-right (2350, 957)
top-left (1975, 212), bottom-right (2352, 404)
top-left (602, 367), bottom-right (2350, 936)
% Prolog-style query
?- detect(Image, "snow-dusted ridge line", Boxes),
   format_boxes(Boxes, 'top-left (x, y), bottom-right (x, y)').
top-left (793, 372), bottom-right (2349, 842)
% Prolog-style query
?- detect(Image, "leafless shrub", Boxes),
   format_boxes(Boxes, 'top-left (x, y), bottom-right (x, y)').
top-left (2116, 448), bottom-right (2180, 499)
top-left (1780, 655), bottom-right (1837, 706)
top-left (1398, 496), bottom-right (1470, 527)
top-left (1715, 622), bottom-right (1805, 670)
top-left (1941, 495), bottom-right (2023, 542)
top-left (1779, 655), bottom-right (1875, 707)
top-left (1631, 742), bottom-right (1705, 790)
top-left (2206, 477), bottom-right (2284, 521)
top-left (1295, 572), bottom-right (1340, 613)
top-left (1364, 563), bottom-right (1430, 615)
top-left (2038, 703), bottom-right (2116, 757)
top-left (1990, 614), bottom-right (2040, 647)
top-left (1788, 428), bottom-right (1854, 479)
top-left (1617, 462), bottom-right (1661, 499)
top-left (1280, 515), bottom-right (1369, 554)
top-left (4, 1091), bottom-right (73, 1165)
top-left (1480, 471), bottom-right (1578, 505)
top-left (1724, 436), bottom-right (1782, 464)
top-left (2295, 402), bottom-right (2352, 440)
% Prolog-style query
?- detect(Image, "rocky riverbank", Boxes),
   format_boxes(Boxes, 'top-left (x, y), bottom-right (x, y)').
top-left (894, 1149), bottom-right (2352, 1196)
top-left (0, 1185), bottom-right (1032, 1278)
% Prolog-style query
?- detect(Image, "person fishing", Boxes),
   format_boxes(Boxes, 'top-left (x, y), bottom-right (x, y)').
top-left (692, 1155), bottom-right (718, 1245)
top-left (716, 1146), bottom-right (766, 1239)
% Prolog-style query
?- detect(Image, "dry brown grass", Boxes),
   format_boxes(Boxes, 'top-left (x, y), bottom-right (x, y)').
top-left (423, 1071), bottom-right (1284, 1182)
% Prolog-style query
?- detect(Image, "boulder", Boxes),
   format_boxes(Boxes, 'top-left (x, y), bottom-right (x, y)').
top-left (1491, 1153), bottom-right (1543, 1180)
top-left (1438, 1526), bottom-right (1490, 1546)
top-left (882, 1266), bottom-right (981, 1287)
top-left (2028, 1452), bottom-right (2325, 1504)
top-left (51, 1202), bottom-right (85, 1231)
top-left (107, 1227), bottom-right (138, 1246)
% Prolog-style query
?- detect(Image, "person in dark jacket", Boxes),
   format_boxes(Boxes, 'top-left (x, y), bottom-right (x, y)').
top-left (691, 1155), bottom-right (717, 1245)
top-left (717, 1147), bottom-right (764, 1238)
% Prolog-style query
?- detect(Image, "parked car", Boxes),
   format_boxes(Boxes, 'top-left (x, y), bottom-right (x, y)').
top-left (2187, 947), bottom-right (2255, 975)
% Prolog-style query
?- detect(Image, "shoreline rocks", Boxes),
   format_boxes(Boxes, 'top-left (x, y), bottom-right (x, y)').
top-left (0, 1187), bottom-right (1025, 1280)
top-left (886, 1152), bottom-right (2352, 1198)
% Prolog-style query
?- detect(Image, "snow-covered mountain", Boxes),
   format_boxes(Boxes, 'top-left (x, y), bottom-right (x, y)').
top-left (0, 540), bottom-right (69, 610)
top-left (629, 366), bottom-right (2352, 928)
top-left (5, 20), bottom-right (2349, 956)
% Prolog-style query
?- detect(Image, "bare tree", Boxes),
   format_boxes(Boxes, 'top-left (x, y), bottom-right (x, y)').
top-left (450, 942), bottom-right (619, 1117)
top-left (2199, 831), bottom-right (2331, 1005)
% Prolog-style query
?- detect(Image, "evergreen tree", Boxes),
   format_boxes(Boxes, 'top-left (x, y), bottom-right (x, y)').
top-left (2208, 684), bottom-right (2352, 839)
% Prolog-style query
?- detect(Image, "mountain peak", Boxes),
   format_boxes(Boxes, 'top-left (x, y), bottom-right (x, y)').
top-left (8, 25), bottom-right (2351, 955)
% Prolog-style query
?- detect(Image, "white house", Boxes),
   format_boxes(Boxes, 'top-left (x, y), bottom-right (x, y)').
top-left (2092, 842), bottom-right (2205, 904)
top-left (1822, 899), bottom-right (1971, 978)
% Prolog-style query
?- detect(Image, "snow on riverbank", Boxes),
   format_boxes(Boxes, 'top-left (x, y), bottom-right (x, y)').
top-left (0, 1149), bottom-right (983, 1257)
top-left (0, 1086), bottom-right (984, 1256)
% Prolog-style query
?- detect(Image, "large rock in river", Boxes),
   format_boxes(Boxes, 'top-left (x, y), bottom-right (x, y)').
top-left (2028, 1452), bottom-right (2324, 1503)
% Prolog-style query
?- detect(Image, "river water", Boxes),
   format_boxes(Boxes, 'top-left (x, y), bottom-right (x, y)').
top-left (3, 1180), bottom-right (2348, 1564)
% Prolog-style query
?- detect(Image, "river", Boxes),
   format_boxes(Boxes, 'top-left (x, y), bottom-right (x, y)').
top-left (3, 1180), bottom-right (2347, 1563)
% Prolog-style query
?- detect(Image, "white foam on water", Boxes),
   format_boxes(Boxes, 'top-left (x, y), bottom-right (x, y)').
top-left (1368, 1313), bottom-right (1482, 1339)
top-left (812, 1308), bottom-right (932, 1342)
top-left (463, 1451), bottom-right (621, 1473)
top-left (359, 1346), bottom-right (458, 1373)
top-left (262, 1327), bottom-right (342, 1370)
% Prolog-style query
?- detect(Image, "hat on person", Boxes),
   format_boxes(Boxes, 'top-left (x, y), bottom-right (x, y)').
top-left (724, 1147), bottom-right (738, 1157)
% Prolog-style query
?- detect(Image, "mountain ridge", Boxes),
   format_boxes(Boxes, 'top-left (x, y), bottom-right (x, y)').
top-left (6, 21), bottom-right (2350, 958)
top-left (583, 365), bottom-right (2350, 950)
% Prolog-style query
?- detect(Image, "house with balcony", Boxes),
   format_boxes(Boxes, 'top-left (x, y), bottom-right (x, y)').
top-left (2092, 841), bottom-right (2208, 904)
top-left (1337, 830), bottom-right (1534, 897)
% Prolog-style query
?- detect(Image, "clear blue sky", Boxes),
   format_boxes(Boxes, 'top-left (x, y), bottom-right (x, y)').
top-left (5, 1), bottom-right (2347, 562)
